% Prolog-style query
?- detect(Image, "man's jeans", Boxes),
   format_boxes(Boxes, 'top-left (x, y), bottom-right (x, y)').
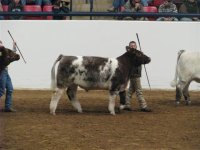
top-left (113, 0), bottom-right (125, 9)
top-left (0, 69), bottom-right (14, 109)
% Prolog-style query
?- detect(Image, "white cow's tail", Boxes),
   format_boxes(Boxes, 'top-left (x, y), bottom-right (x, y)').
top-left (170, 50), bottom-right (185, 87)
top-left (51, 54), bottom-right (63, 90)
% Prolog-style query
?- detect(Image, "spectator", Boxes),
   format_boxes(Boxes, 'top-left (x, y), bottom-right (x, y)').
top-left (107, 0), bottom-right (126, 12)
top-left (52, 0), bottom-right (70, 20)
top-left (0, 40), bottom-right (18, 112)
top-left (119, 41), bottom-right (152, 112)
top-left (8, 0), bottom-right (24, 20)
top-left (123, 0), bottom-right (148, 20)
top-left (179, 0), bottom-right (199, 21)
top-left (0, 0), bottom-right (4, 20)
top-left (157, 0), bottom-right (179, 21)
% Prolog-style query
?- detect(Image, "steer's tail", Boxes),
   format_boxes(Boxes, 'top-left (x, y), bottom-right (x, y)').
top-left (170, 50), bottom-right (185, 87)
top-left (51, 54), bottom-right (63, 90)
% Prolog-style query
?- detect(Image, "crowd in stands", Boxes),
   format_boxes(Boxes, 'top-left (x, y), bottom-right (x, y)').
top-left (0, 0), bottom-right (70, 19)
top-left (108, 0), bottom-right (200, 21)
top-left (0, 0), bottom-right (200, 20)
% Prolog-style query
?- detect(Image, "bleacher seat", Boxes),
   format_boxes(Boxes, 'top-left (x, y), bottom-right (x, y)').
top-left (2, 5), bottom-right (8, 11)
top-left (2, 5), bottom-right (9, 19)
top-left (23, 5), bottom-right (42, 20)
top-left (143, 6), bottom-right (158, 21)
top-left (42, 5), bottom-right (53, 20)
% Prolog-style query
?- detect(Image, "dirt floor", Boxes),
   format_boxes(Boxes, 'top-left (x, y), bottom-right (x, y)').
top-left (0, 89), bottom-right (200, 150)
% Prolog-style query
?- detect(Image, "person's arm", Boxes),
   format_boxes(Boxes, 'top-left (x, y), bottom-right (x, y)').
top-left (172, 3), bottom-right (178, 13)
top-left (124, 1), bottom-right (133, 12)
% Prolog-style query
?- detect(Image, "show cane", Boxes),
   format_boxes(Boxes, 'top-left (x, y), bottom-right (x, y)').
top-left (8, 30), bottom-right (27, 64)
top-left (136, 33), bottom-right (151, 90)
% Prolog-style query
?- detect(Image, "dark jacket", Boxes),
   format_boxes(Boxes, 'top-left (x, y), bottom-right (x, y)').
top-left (131, 65), bottom-right (142, 78)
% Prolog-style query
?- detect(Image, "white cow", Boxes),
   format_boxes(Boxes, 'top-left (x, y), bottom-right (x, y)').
top-left (171, 50), bottom-right (200, 105)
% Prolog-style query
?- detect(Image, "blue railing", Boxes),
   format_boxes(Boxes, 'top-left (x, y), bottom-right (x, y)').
top-left (1, 0), bottom-right (200, 20)
top-left (1, 11), bottom-right (200, 18)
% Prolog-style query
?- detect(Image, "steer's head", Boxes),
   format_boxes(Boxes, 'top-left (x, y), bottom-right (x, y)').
top-left (126, 47), bottom-right (151, 66)
top-left (0, 46), bottom-right (20, 67)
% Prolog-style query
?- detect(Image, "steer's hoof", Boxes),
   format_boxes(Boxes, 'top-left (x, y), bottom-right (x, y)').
top-left (175, 101), bottom-right (180, 106)
top-left (50, 112), bottom-right (56, 115)
top-left (78, 110), bottom-right (83, 113)
top-left (119, 104), bottom-right (132, 111)
top-left (110, 111), bottom-right (116, 115)
top-left (119, 105), bottom-right (125, 110)
top-left (185, 101), bottom-right (191, 105)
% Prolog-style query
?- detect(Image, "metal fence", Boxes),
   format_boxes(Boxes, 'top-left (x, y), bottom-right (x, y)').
top-left (1, 0), bottom-right (200, 20)
top-left (1, 11), bottom-right (200, 19)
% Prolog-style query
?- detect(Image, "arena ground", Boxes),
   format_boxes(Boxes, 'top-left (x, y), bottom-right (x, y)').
top-left (0, 89), bottom-right (200, 150)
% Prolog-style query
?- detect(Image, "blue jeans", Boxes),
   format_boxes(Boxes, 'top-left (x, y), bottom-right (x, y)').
top-left (0, 69), bottom-right (14, 109)
top-left (113, 0), bottom-right (125, 9)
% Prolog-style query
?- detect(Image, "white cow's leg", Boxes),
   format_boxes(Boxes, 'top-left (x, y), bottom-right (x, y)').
top-left (66, 85), bottom-right (82, 113)
top-left (178, 80), bottom-right (189, 105)
top-left (50, 88), bottom-right (64, 115)
top-left (71, 100), bottom-right (82, 113)
top-left (175, 85), bottom-right (182, 105)
top-left (108, 91), bottom-right (117, 115)
top-left (182, 81), bottom-right (191, 105)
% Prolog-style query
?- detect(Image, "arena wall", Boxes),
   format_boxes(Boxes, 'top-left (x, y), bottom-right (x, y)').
top-left (0, 21), bottom-right (200, 90)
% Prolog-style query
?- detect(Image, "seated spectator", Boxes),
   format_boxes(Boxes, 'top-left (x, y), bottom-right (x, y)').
top-left (52, 0), bottom-right (70, 20)
top-left (107, 0), bottom-right (126, 12)
top-left (0, 1), bottom-right (4, 20)
top-left (157, 0), bottom-right (179, 21)
top-left (123, 0), bottom-right (148, 20)
top-left (8, 0), bottom-right (24, 20)
top-left (179, 0), bottom-right (199, 21)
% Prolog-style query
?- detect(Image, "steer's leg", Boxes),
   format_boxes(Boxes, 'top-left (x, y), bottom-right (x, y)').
top-left (50, 88), bottom-right (64, 115)
top-left (66, 85), bottom-right (82, 113)
top-left (175, 85), bottom-right (182, 105)
top-left (182, 81), bottom-right (191, 105)
top-left (108, 91), bottom-right (118, 115)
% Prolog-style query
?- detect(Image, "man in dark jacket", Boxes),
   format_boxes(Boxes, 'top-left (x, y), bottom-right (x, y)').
top-left (119, 41), bottom-right (151, 112)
